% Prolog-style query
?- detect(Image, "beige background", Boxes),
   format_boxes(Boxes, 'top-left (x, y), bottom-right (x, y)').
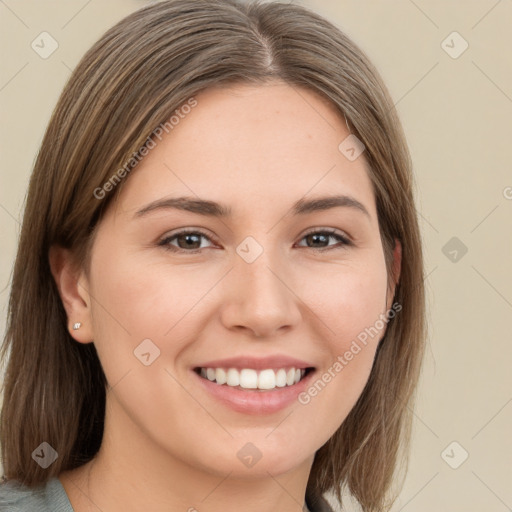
top-left (1, 1), bottom-right (511, 511)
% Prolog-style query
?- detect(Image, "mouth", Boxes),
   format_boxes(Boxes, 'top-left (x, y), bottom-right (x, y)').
top-left (191, 354), bottom-right (317, 414)
top-left (193, 366), bottom-right (315, 391)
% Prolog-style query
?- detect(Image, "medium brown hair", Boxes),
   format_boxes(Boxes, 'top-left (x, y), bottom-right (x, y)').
top-left (0, 1), bottom-right (426, 510)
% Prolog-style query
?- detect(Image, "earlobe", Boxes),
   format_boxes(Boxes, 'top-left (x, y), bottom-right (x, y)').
top-left (48, 245), bottom-right (94, 344)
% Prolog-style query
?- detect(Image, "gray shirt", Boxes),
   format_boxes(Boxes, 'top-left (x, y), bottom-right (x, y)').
top-left (0, 477), bottom-right (335, 511)
top-left (0, 478), bottom-right (73, 511)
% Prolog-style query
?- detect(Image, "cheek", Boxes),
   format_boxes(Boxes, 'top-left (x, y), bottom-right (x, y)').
top-left (89, 261), bottom-right (204, 335)
top-left (292, 254), bottom-right (389, 433)
top-left (86, 245), bottom-right (222, 384)
top-left (332, 271), bottom-right (388, 350)
top-left (300, 254), bottom-right (389, 352)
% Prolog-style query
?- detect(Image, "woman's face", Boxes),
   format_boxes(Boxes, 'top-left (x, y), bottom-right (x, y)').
top-left (78, 83), bottom-right (397, 479)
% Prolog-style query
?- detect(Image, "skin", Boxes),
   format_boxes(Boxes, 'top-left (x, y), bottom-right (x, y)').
top-left (51, 82), bottom-right (400, 512)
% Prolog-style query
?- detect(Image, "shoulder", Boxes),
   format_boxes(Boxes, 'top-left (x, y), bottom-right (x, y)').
top-left (0, 477), bottom-right (74, 512)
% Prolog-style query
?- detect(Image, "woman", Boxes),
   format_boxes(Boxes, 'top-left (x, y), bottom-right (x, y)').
top-left (0, 0), bottom-right (426, 510)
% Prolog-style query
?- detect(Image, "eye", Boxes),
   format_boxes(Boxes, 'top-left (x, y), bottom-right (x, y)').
top-left (296, 229), bottom-right (352, 250)
top-left (158, 228), bottom-right (352, 254)
top-left (158, 229), bottom-right (216, 252)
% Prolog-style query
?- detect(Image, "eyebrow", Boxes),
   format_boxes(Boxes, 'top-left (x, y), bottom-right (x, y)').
top-left (134, 194), bottom-right (370, 219)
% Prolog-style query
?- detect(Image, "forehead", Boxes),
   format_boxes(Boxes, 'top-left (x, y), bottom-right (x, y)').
top-left (113, 82), bottom-right (376, 221)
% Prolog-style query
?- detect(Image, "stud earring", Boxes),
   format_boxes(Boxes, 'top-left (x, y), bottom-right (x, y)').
top-left (72, 322), bottom-right (82, 330)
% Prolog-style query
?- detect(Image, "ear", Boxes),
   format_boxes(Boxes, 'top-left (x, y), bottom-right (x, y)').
top-left (49, 245), bottom-right (94, 344)
top-left (386, 238), bottom-right (402, 310)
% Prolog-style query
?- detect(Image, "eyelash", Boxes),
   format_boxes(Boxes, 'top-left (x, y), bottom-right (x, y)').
top-left (158, 228), bottom-right (352, 253)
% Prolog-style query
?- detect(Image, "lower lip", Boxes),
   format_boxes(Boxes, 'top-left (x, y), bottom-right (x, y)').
top-left (193, 369), bottom-right (315, 415)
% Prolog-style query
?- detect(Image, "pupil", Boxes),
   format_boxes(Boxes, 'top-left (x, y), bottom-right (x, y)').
top-left (310, 233), bottom-right (327, 246)
top-left (181, 234), bottom-right (199, 248)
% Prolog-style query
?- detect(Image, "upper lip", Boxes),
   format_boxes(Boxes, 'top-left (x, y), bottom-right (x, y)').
top-left (193, 355), bottom-right (315, 371)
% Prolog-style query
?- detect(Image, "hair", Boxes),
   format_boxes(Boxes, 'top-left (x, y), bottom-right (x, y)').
top-left (0, 0), bottom-right (426, 510)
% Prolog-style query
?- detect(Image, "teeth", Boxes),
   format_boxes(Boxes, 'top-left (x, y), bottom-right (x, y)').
top-left (215, 368), bottom-right (227, 385)
top-left (276, 369), bottom-right (287, 387)
top-left (198, 367), bottom-right (308, 390)
top-left (240, 369), bottom-right (258, 389)
top-left (258, 369), bottom-right (275, 390)
top-left (226, 368), bottom-right (240, 386)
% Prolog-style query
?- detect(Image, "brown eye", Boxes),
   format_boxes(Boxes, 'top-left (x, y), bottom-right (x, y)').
top-left (297, 230), bottom-right (351, 250)
top-left (159, 230), bottom-right (214, 252)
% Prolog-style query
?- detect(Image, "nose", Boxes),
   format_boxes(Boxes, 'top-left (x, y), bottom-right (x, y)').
top-left (219, 248), bottom-right (302, 338)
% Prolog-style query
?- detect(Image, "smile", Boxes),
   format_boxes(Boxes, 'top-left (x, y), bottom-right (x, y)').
top-left (195, 367), bottom-right (313, 390)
